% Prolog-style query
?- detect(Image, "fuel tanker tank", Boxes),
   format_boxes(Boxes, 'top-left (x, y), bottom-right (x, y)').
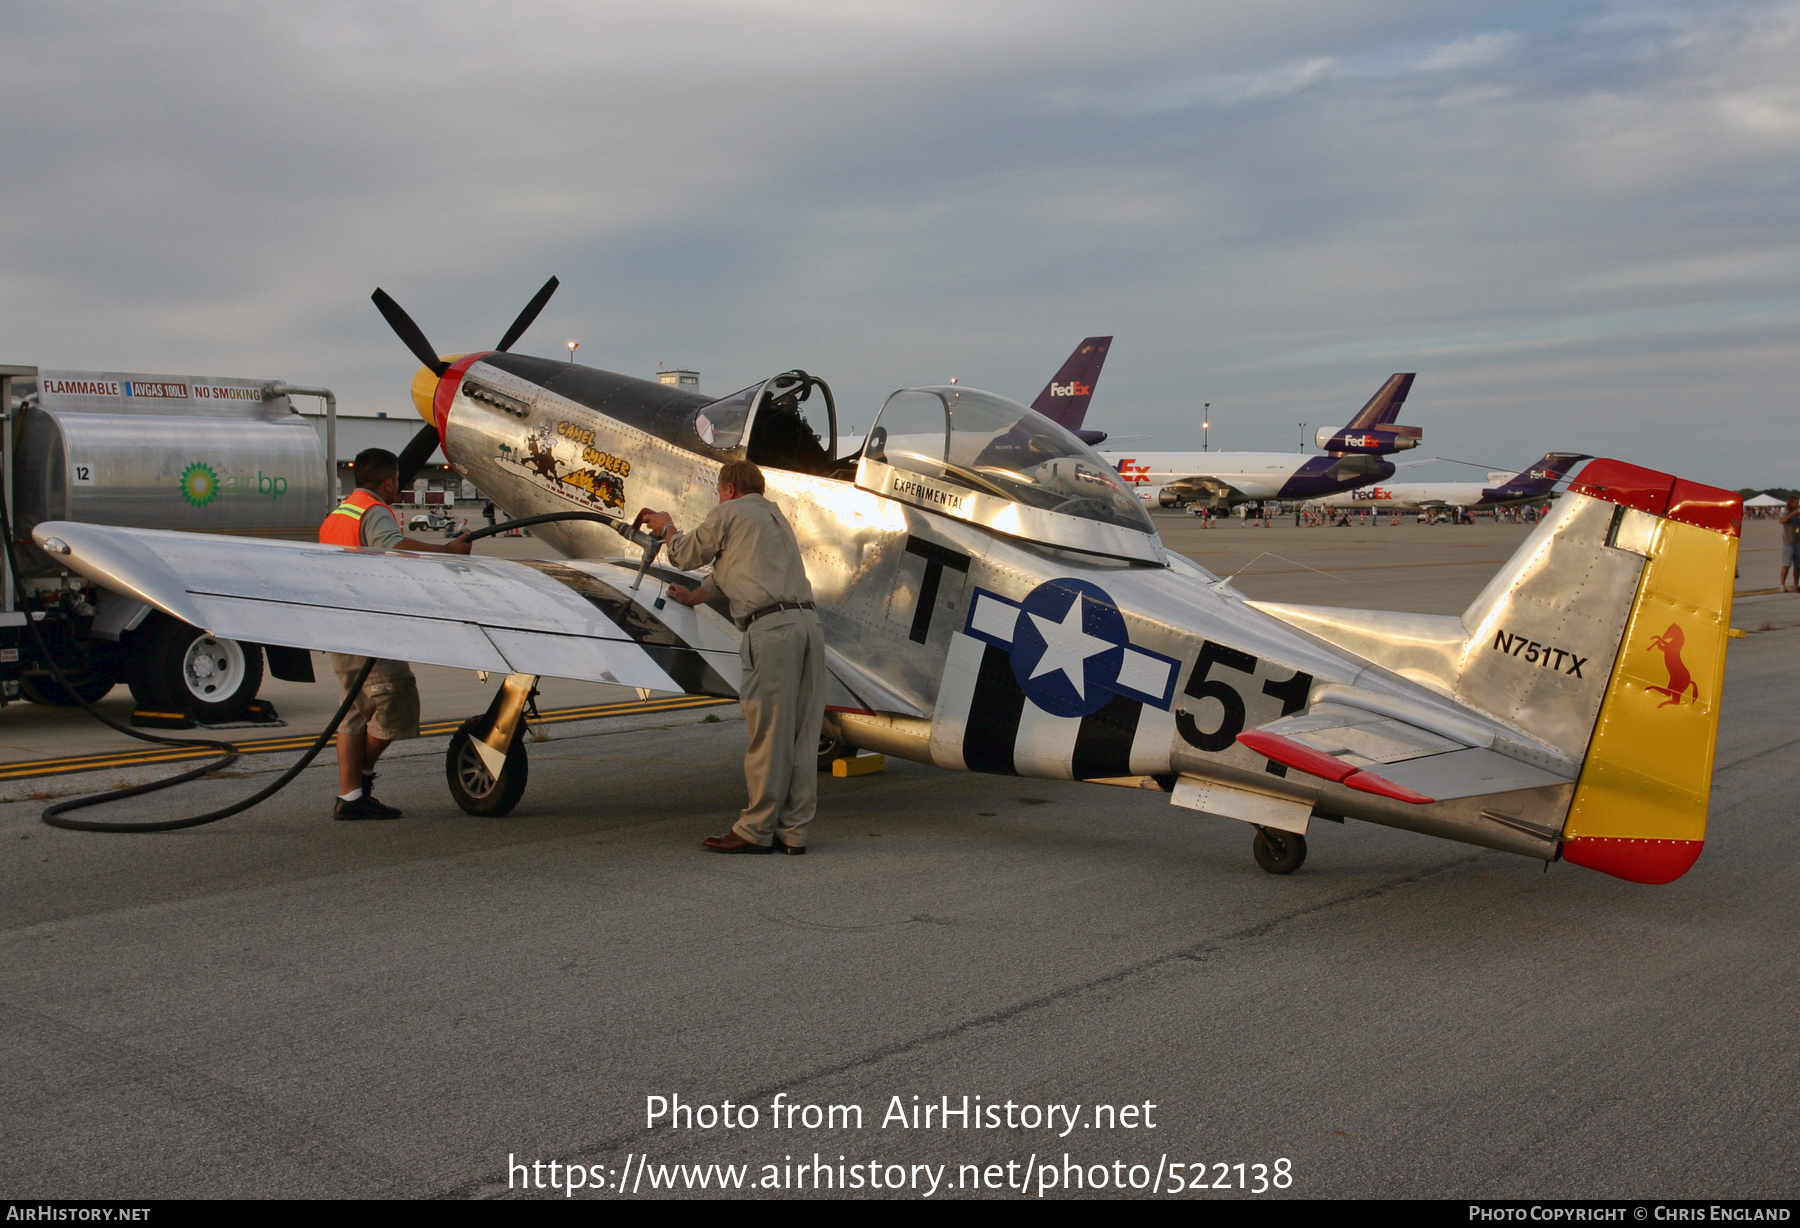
top-left (12, 371), bottom-right (328, 571)
top-left (0, 367), bottom-right (334, 723)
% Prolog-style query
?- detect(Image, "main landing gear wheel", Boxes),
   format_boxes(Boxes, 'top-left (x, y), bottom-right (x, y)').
top-left (447, 717), bottom-right (529, 817)
top-left (1253, 826), bottom-right (1308, 875)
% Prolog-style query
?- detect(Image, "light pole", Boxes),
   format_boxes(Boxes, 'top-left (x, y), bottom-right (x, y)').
top-left (1203, 403), bottom-right (1210, 452)
top-left (567, 341), bottom-right (579, 363)
top-left (1299, 422), bottom-right (1307, 452)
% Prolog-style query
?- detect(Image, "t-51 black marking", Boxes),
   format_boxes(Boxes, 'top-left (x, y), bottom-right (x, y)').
top-left (1259, 666), bottom-right (1314, 777)
top-left (904, 536), bottom-right (971, 644)
top-left (1072, 693), bottom-right (1143, 780)
top-left (962, 643), bottom-right (1026, 775)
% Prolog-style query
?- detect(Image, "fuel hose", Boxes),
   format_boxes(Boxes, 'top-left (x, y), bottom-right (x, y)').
top-left (0, 487), bottom-right (378, 831)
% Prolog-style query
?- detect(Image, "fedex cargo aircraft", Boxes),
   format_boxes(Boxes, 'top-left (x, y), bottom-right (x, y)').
top-left (1316, 453), bottom-right (1592, 512)
top-left (1029, 336), bottom-right (1112, 446)
top-left (1102, 374), bottom-right (1423, 509)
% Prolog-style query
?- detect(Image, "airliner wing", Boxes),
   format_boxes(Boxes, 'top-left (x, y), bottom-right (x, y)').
top-left (33, 522), bottom-right (745, 697)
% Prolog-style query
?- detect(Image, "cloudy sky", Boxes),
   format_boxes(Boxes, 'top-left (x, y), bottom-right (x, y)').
top-left (3, 1), bottom-right (1795, 485)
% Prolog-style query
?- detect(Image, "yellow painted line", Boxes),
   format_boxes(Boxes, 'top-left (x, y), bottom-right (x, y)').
top-left (0, 694), bottom-right (734, 782)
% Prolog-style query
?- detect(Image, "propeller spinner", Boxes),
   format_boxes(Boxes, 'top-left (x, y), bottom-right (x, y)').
top-left (370, 277), bottom-right (560, 486)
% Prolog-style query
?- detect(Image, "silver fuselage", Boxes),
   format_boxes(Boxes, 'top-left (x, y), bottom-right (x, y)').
top-left (440, 357), bottom-right (1573, 861)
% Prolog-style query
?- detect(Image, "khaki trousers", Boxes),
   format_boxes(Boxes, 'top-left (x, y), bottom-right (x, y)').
top-left (732, 608), bottom-right (828, 848)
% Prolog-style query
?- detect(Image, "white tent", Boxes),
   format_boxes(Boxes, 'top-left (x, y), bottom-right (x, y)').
top-left (1745, 493), bottom-right (1785, 507)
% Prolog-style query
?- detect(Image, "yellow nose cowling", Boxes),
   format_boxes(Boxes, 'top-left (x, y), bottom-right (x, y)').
top-left (409, 354), bottom-right (467, 425)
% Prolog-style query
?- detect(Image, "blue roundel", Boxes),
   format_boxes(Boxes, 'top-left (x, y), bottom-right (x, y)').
top-left (1008, 579), bottom-right (1127, 717)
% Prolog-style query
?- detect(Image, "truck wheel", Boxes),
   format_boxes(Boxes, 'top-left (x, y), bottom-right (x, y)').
top-left (129, 614), bottom-right (263, 723)
top-left (446, 717), bottom-right (529, 817)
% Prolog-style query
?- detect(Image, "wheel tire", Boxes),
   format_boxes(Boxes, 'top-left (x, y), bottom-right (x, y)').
top-left (127, 614), bottom-right (263, 722)
top-left (818, 728), bottom-right (847, 772)
top-left (446, 717), bottom-right (529, 817)
top-left (1253, 827), bottom-right (1308, 875)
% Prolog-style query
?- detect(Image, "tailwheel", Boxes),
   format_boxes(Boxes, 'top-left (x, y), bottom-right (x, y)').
top-left (1253, 826), bottom-right (1307, 875)
top-left (446, 717), bottom-right (530, 817)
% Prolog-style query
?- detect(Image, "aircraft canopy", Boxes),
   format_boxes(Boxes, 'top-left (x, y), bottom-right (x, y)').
top-left (864, 386), bottom-right (1154, 537)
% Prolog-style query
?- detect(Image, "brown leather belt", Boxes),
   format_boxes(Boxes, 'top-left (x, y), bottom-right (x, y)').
top-left (746, 601), bottom-right (815, 625)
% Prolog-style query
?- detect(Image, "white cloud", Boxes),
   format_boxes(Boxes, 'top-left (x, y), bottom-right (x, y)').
top-left (0, 1), bottom-right (1794, 485)
top-left (1413, 31), bottom-right (1520, 73)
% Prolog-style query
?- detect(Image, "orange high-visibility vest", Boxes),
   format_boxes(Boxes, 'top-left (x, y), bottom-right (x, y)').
top-left (319, 488), bottom-right (394, 547)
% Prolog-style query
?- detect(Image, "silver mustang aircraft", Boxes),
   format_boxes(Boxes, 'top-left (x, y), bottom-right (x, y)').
top-left (32, 282), bottom-right (1740, 883)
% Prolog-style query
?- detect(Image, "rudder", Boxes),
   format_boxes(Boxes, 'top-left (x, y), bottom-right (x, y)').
top-left (1557, 461), bottom-right (1740, 883)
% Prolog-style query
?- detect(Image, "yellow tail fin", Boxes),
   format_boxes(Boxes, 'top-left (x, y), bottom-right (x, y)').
top-left (1560, 461), bottom-right (1741, 884)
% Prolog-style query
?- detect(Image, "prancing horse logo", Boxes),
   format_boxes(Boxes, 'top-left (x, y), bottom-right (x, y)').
top-left (1645, 623), bottom-right (1699, 708)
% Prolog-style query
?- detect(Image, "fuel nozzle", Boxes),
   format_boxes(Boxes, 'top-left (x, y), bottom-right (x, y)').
top-left (623, 511), bottom-right (666, 596)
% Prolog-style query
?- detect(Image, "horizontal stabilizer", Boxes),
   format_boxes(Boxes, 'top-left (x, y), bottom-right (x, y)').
top-left (1248, 457), bottom-right (1742, 884)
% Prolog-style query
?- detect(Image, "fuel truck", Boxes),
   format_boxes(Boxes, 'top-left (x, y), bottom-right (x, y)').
top-left (0, 365), bottom-right (335, 724)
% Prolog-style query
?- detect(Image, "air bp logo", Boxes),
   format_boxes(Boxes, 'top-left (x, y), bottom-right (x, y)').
top-left (964, 578), bottom-right (1179, 716)
top-left (179, 462), bottom-right (219, 507)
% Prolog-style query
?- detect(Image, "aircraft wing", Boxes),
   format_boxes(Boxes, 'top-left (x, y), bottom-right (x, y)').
top-left (32, 522), bottom-right (744, 697)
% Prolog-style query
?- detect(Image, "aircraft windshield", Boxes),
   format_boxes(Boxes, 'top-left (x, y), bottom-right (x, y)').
top-left (692, 384), bottom-right (756, 450)
top-left (865, 386), bottom-right (1153, 534)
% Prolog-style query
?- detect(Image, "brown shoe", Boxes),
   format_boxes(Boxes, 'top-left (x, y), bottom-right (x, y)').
top-left (704, 833), bottom-right (774, 854)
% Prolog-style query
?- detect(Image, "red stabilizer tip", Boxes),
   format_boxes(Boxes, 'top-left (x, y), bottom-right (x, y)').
top-left (1340, 771), bottom-right (1435, 804)
top-left (1569, 458), bottom-right (1675, 518)
top-left (1665, 478), bottom-right (1742, 538)
top-left (1562, 836), bottom-right (1704, 885)
top-left (1236, 730), bottom-right (1357, 782)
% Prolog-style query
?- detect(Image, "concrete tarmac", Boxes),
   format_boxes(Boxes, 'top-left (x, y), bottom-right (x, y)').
top-left (1, 520), bottom-right (1795, 1199)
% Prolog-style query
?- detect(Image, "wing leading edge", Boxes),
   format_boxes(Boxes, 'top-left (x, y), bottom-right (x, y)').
top-left (31, 522), bottom-right (742, 697)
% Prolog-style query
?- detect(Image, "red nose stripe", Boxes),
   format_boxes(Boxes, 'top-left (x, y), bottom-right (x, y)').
top-left (1236, 730), bottom-right (1435, 804)
top-left (434, 351), bottom-right (493, 437)
top-left (1562, 836), bottom-right (1704, 885)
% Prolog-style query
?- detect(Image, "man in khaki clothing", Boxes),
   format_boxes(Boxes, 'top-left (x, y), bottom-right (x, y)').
top-left (638, 460), bottom-right (826, 854)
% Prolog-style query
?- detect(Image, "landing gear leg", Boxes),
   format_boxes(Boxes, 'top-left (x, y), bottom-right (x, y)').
top-left (1253, 826), bottom-right (1307, 874)
top-left (446, 672), bottom-right (537, 817)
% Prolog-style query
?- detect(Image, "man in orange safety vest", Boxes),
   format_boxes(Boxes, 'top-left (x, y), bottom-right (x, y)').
top-left (318, 447), bottom-right (472, 820)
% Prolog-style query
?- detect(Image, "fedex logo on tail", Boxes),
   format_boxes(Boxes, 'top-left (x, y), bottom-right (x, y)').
top-left (1048, 381), bottom-right (1092, 398)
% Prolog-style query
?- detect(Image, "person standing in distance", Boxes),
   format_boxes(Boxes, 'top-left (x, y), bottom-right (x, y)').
top-left (637, 460), bottom-right (825, 854)
top-left (319, 447), bottom-right (473, 820)
top-left (1780, 497), bottom-right (1800, 592)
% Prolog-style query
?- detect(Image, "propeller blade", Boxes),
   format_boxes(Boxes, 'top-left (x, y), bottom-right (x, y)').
top-left (495, 276), bottom-right (559, 353)
top-left (396, 422), bottom-right (442, 490)
top-left (371, 288), bottom-right (449, 376)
